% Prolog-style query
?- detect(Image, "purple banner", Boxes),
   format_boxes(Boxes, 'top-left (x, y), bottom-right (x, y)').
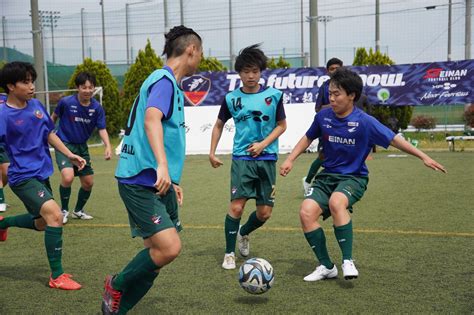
top-left (181, 60), bottom-right (473, 107)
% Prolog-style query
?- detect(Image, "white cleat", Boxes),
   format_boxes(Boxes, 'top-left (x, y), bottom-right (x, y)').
top-left (237, 226), bottom-right (249, 257)
top-left (62, 210), bottom-right (69, 224)
top-left (342, 259), bottom-right (359, 280)
top-left (72, 210), bottom-right (93, 220)
top-left (222, 252), bottom-right (236, 270)
top-left (303, 264), bottom-right (338, 282)
top-left (302, 177), bottom-right (311, 196)
top-left (0, 203), bottom-right (6, 212)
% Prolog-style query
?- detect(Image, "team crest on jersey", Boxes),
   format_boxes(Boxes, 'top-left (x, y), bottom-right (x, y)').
top-left (151, 215), bottom-right (162, 225)
top-left (264, 97), bottom-right (272, 105)
top-left (182, 75), bottom-right (211, 106)
top-left (231, 187), bottom-right (238, 195)
top-left (34, 110), bottom-right (43, 119)
top-left (37, 190), bottom-right (45, 198)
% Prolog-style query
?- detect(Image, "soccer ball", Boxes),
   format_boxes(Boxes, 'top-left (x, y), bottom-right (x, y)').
top-left (238, 258), bottom-right (275, 294)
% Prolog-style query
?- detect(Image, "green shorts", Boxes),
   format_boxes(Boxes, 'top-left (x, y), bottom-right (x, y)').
top-left (118, 183), bottom-right (181, 239)
top-left (305, 173), bottom-right (368, 220)
top-left (10, 178), bottom-right (54, 217)
top-left (0, 145), bottom-right (9, 164)
top-left (230, 159), bottom-right (276, 207)
top-left (55, 143), bottom-right (93, 176)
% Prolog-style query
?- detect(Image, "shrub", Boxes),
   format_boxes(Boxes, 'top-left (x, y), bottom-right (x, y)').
top-left (463, 104), bottom-right (474, 128)
top-left (267, 56), bottom-right (291, 69)
top-left (410, 115), bottom-right (437, 131)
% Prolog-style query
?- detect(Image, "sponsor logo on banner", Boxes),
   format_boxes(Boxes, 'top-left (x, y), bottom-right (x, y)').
top-left (377, 88), bottom-right (391, 103)
top-left (182, 75), bottom-right (211, 106)
top-left (423, 68), bottom-right (468, 82)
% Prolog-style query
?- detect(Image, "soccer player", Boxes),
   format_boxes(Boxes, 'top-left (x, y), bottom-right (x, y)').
top-left (280, 67), bottom-right (446, 282)
top-left (51, 71), bottom-right (112, 224)
top-left (209, 44), bottom-right (287, 270)
top-left (0, 61), bottom-right (86, 290)
top-left (302, 58), bottom-right (343, 195)
top-left (0, 93), bottom-right (8, 212)
top-left (102, 26), bottom-right (202, 314)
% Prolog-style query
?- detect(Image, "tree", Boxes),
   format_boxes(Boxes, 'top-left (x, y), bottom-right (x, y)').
top-left (122, 40), bottom-right (163, 124)
top-left (198, 56), bottom-right (227, 71)
top-left (352, 47), bottom-right (412, 132)
top-left (267, 56), bottom-right (291, 69)
top-left (68, 58), bottom-right (122, 136)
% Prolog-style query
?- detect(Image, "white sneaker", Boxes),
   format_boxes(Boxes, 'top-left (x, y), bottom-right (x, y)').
top-left (302, 176), bottom-right (311, 196)
top-left (303, 264), bottom-right (338, 282)
top-left (62, 210), bottom-right (69, 224)
top-left (72, 210), bottom-right (93, 220)
top-left (237, 225), bottom-right (249, 257)
top-left (342, 259), bottom-right (359, 280)
top-left (0, 203), bottom-right (6, 212)
top-left (222, 252), bottom-right (236, 270)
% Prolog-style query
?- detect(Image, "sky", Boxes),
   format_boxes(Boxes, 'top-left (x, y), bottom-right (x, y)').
top-left (0, 0), bottom-right (472, 66)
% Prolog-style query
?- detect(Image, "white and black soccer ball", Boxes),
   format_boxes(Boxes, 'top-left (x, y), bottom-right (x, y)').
top-left (238, 257), bottom-right (275, 294)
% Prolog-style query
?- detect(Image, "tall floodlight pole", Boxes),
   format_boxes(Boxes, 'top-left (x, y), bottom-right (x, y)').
top-left (447, 0), bottom-right (452, 61)
top-left (375, 0), bottom-right (380, 52)
top-left (466, 0), bottom-right (472, 59)
top-left (100, 0), bottom-right (106, 62)
top-left (81, 8), bottom-right (85, 61)
top-left (163, 0), bottom-right (169, 31)
top-left (300, 0), bottom-right (304, 66)
top-left (309, 0), bottom-right (319, 67)
top-left (229, 0), bottom-right (234, 70)
top-left (317, 16), bottom-right (333, 64)
top-left (2, 16), bottom-right (6, 62)
top-left (30, 0), bottom-right (45, 103)
top-left (180, 0), bottom-right (184, 25)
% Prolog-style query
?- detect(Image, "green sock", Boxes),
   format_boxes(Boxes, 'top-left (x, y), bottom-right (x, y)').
top-left (0, 187), bottom-right (5, 204)
top-left (305, 158), bottom-right (323, 183)
top-left (74, 187), bottom-right (91, 212)
top-left (45, 226), bottom-right (64, 279)
top-left (59, 185), bottom-right (71, 211)
top-left (240, 211), bottom-right (265, 236)
top-left (0, 214), bottom-right (37, 230)
top-left (119, 269), bottom-right (159, 314)
top-left (224, 214), bottom-right (240, 254)
top-left (334, 220), bottom-right (353, 261)
top-left (304, 228), bottom-right (333, 269)
top-left (112, 248), bottom-right (159, 292)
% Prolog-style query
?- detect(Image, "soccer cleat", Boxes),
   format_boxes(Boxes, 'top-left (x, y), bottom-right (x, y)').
top-left (0, 203), bottom-right (6, 212)
top-left (102, 275), bottom-right (122, 314)
top-left (237, 226), bottom-right (249, 257)
top-left (49, 273), bottom-right (82, 290)
top-left (222, 252), bottom-right (236, 270)
top-left (303, 264), bottom-right (338, 282)
top-left (302, 177), bottom-right (311, 196)
top-left (342, 259), bottom-right (359, 280)
top-left (62, 210), bottom-right (69, 224)
top-left (0, 216), bottom-right (8, 241)
top-left (72, 210), bottom-right (93, 220)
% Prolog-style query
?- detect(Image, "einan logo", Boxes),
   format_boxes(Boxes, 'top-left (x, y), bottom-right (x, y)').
top-left (328, 135), bottom-right (355, 145)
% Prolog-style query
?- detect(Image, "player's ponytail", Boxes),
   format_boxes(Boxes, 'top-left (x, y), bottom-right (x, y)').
top-left (162, 25), bottom-right (202, 58)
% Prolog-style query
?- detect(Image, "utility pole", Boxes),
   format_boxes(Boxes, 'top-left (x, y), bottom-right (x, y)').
top-left (30, 0), bottom-right (45, 103)
top-left (2, 16), bottom-right (6, 62)
top-left (300, 0), bottom-right (304, 66)
top-left (81, 8), bottom-right (85, 61)
top-left (179, 0), bottom-right (184, 25)
top-left (309, 0), bottom-right (319, 67)
top-left (448, 0), bottom-right (452, 61)
top-left (100, 0), bottom-right (106, 62)
top-left (375, 0), bottom-right (380, 52)
top-left (465, 0), bottom-right (471, 59)
top-left (229, 0), bottom-right (234, 70)
top-left (163, 0), bottom-right (169, 31)
top-left (125, 3), bottom-right (130, 64)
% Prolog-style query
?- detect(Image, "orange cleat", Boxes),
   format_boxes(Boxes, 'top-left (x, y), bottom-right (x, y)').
top-left (0, 216), bottom-right (7, 241)
top-left (49, 273), bottom-right (82, 290)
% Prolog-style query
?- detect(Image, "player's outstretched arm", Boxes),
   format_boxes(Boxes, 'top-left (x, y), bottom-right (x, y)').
top-left (390, 134), bottom-right (447, 173)
top-left (248, 119), bottom-right (287, 158)
top-left (98, 128), bottom-right (112, 160)
top-left (280, 135), bottom-right (313, 177)
top-left (48, 132), bottom-right (86, 170)
top-left (209, 119), bottom-right (225, 168)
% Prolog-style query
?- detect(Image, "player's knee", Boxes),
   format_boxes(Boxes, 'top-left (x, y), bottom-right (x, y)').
top-left (61, 175), bottom-right (74, 186)
top-left (82, 181), bottom-right (93, 191)
top-left (328, 197), bottom-right (347, 215)
top-left (299, 206), bottom-right (313, 224)
top-left (229, 205), bottom-right (244, 217)
top-left (257, 210), bottom-right (272, 222)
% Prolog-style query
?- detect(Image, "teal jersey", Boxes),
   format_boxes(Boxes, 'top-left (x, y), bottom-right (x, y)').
top-left (221, 87), bottom-right (284, 157)
top-left (115, 68), bottom-right (186, 184)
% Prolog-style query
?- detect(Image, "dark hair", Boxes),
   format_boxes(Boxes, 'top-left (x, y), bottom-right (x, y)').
top-left (329, 67), bottom-right (363, 102)
top-left (0, 61), bottom-right (37, 93)
top-left (326, 57), bottom-right (343, 69)
top-left (235, 44), bottom-right (267, 72)
top-left (75, 71), bottom-right (96, 87)
top-left (162, 25), bottom-right (202, 58)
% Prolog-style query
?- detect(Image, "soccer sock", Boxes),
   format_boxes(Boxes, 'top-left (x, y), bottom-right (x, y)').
top-left (74, 187), bottom-right (91, 212)
top-left (45, 226), bottom-right (64, 279)
top-left (112, 248), bottom-right (160, 292)
top-left (0, 187), bottom-right (5, 204)
top-left (119, 269), bottom-right (159, 314)
top-left (0, 214), bottom-right (37, 230)
top-left (334, 220), bottom-right (353, 261)
top-left (224, 214), bottom-right (240, 254)
top-left (305, 158), bottom-right (323, 184)
top-left (304, 228), bottom-right (333, 269)
top-left (59, 185), bottom-right (71, 211)
top-left (240, 211), bottom-right (265, 236)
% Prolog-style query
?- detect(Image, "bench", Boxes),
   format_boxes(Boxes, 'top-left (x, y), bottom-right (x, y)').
top-left (445, 135), bottom-right (474, 151)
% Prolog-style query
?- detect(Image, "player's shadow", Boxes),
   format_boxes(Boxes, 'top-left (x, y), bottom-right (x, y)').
top-left (336, 278), bottom-right (356, 289)
top-left (234, 295), bottom-right (269, 305)
top-left (0, 264), bottom-right (48, 286)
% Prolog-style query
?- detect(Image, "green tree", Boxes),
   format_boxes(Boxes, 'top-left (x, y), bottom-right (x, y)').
top-left (198, 56), bottom-right (227, 71)
top-left (352, 47), bottom-right (412, 132)
top-left (69, 58), bottom-right (122, 136)
top-left (122, 40), bottom-right (163, 124)
top-left (267, 56), bottom-right (291, 69)
top-left (0, 60), bottom-right (5, 93)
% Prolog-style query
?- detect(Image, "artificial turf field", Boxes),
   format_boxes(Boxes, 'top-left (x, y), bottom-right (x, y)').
top-left (0, 151), bottom-right (472, 314)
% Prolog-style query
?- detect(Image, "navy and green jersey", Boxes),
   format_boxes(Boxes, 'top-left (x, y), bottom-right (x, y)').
top-left (116, 66), bottom-right (186, 187)
top-left (0, 99), bottom-right (55, 186)
top-left (315, 80), bottom-right (330, 111)
top-left (306, 107), bottom-right (395, 176)
top-left (54, 94), bottom-right (106, 144)
top-left (218, 86), bottom-right (285, 161)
